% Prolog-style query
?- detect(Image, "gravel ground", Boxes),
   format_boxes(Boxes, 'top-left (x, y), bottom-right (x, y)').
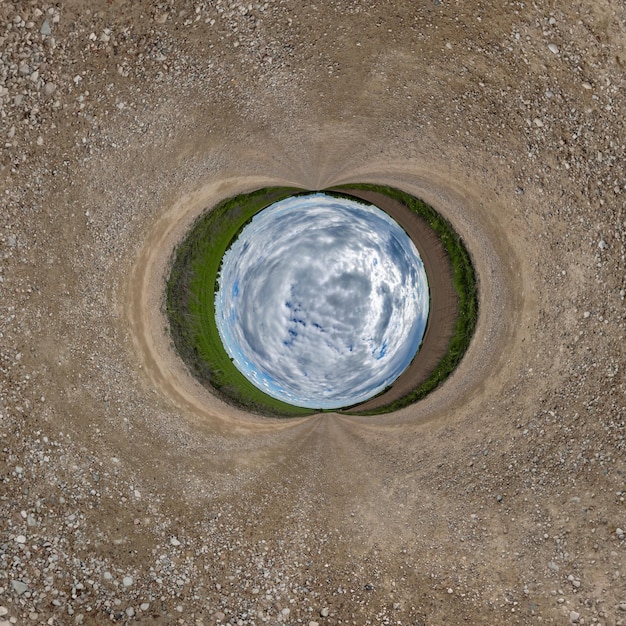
top-left (1, 1), bottom-right (625, 624)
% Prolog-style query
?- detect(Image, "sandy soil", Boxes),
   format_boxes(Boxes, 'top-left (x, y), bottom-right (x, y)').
top-left (1, 1), bottom-right (625, 625)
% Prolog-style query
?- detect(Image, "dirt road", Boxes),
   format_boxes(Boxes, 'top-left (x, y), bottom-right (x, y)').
top-left (1, 1), bottom-right (624, 624)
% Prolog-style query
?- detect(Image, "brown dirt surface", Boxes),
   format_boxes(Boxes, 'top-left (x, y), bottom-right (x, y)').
top-left (336, 187), bottom-right (460, 413)
top-left (1, 1), bottom-right (625, 625)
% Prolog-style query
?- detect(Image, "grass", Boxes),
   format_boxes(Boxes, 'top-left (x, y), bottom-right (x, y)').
top-left (331, 184), bottom-right (478, 415)
top-left (166, 184), bottom-right (477, 417)
top-left (166, 187), bottom-right (315, 417)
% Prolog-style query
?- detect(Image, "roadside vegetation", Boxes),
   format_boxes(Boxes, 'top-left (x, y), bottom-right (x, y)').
top-left (166, 186), bottom-right (315, 417)
top-left (166, 185), bottom-right (477, 417)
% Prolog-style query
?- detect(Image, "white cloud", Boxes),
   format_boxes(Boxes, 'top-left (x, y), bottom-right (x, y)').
top-left (215, 193), bottom-right (429, 409)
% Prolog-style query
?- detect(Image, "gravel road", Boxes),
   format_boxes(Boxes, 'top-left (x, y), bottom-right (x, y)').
top-left (1, 1), bottom-right (624, 624)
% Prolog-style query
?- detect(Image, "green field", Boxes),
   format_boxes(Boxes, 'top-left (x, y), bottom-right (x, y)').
top-left (166, 187), bottom-right (316, 417)
top-left (166, 185), bottom-right (477, 417)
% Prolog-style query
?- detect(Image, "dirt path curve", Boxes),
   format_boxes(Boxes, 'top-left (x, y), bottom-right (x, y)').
top-left (336, 187), bottom-right (460, 412)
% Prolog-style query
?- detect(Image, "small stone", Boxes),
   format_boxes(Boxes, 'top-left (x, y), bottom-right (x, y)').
top-left (11, 580), bottom-right (28, 595)
top-left (0, 608), bottom-right (7, 617)
top-left (616, 528), bottom-right (625, 539)
top-left (140, 603), bottom-right (150, 611)
top-left (548, 43), bottom-right (559, 54)
top-left (43, 83), bottom-right (57, 97)
top-left (496, 494), bottom-right (503, 502)
top-left (281, 608), bottom-right (290, 617)
top-left (103, 572), bottom-right (113, 580)
top-left (214, 612), bottom-right (225, 621)
top-left (320, 607), bottom-right (329, 617)
top-left (583, 311), bottom-right (591, 318)
top-left (533, 118), bottom-right (544, 127)
top-left (170, 537), bottom-right (181, 546)
top-left (41, 19), bottom-right (52, 35)
top-left (548, 562), bottom-right (559, 572)
top-left (569, 610), bottom-right (580, 623)
top-left (309, 622), bottom-right (320, 626)
top-left (19, 62), bottom-right (31, 76)
top-left (126, 607), bottom-right (135, 617)
top-left (618, 602), bottom-right (626, 611)
top-left (582, 82), bottom-right (592, 90)
top-left (122, 576), bottom-right (133, 587)
top-left (16, 534), bottom-right (26, 544)
top-left (598, 239), bottom-right (608, 250)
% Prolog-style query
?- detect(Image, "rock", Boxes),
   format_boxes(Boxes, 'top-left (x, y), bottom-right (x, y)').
top-left (170, 537), bottom-right (181, 546)
top-left (43, 83), bottom-right (57, 97)
top-left (41, 19), bottom-right (52, 35)
top-left (598, 239), bottom-right (608, 250)
top-left (616, 528), bottom-right (625, 539)
top-left (122, 576), bottom-right (133, 587)
top-left (0, 608), bottom-right (7, 617)
top-left (11, 580), bottom-right (28, 595)
top-left (140, 603), bottom-right (150, 611)
top-left (548, 561), bottom-right (559, 571)
top-left (16, 534), bottom-right (26, 543)
top-left (126, 607), bottom-right (135, 617)
top-left (281, 608), bottom-right (290, 616)
top-left (548, 43), bottom-right (559, 54)
top-left (618, 602), bottom-right (626, 612)
top-left (569, 610), bottom-right (580, 623)
top-left (320, 607), bottom-right (329, 617)
top-left (309, 622), bottom-right (320, 626)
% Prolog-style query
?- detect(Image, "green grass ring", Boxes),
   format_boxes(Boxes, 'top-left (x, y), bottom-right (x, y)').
top-left (165, 184), bottom-right (477, 417)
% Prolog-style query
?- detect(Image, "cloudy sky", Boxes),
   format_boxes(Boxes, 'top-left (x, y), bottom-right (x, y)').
top-left (215, 193), bottom-right (429, 409)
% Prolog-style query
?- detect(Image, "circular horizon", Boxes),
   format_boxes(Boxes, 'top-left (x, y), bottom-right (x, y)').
top-left (214, 193), bottom-right (430, 409)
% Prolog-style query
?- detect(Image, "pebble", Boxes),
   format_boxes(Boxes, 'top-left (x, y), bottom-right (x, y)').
top-left (618, 602), bottom-right (626, 612)
top-left (15, 535), bottom-right (26, 544)
top-left (43, 83), bottom-right (57, 97)
top-left (140, 603), bottom-right (150, 611)
top-left (548, 43), bottom-right (559, 54)
top-left (126, 607), bottom-right (135, 617)
top-left (0, 609), bottom-right (7, 617)
top-left (320, 607), bottom-right (329, 617)
top-left (170, 537), bottom-right (181, 546)
top-left (40, 19), bottom-right (52, 35)
top-left (616, 528), bottom-right (625, 540)
top-left (569, 610), bottom-right (580, 623)
top-left (598, 239), bottom-right (608, 250)
top-left (122, 576), bottom-right (133, 587)
top-left (309, 622), bottom-right (320, 626)
top-left (11, 580), bottom-right (28, 595)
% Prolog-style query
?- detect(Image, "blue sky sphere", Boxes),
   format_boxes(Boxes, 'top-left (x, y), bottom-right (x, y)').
top-left (214, 193), bottom-right (430, 409)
